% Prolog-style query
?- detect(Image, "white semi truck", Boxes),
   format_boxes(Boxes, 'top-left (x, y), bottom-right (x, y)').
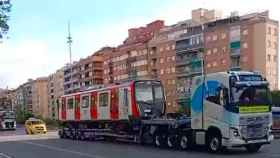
top-left (59, 71), bottom-right (273, 153)
top-left (0, 110), bottom-right (16, 130)
top-left (190, 71), bottom-right (273, 152)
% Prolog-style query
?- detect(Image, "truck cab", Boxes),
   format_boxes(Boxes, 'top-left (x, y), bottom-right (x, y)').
top-left (191, 71), bottom-right (273, 152)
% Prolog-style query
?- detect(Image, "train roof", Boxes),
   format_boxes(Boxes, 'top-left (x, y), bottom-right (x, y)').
top-left (62, 79), bottom-right (161, 98)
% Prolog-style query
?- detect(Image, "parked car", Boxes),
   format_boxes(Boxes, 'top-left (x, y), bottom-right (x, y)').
top-left (25, 118), bottom-right (47, 134)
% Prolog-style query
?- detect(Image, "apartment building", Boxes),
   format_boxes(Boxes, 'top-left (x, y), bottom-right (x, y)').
top-left (204, 11), bottom-right (279, 90)
top-left (48, 68), bottom-right (64, 120)
top-left (15, 79), bottom-right (33, 113)
top-left (0, 89), bottom-right (16, 111)
top-left (64, 52), bottom-right (105, 95)
top-left (103, 20), bottom-right (165, 85)
top-left (32, 77), bottom-right (48, 118)
top-left (79, 52), bottom-right (104, 91)
top-left (148, 25), bottom-right (179, 112)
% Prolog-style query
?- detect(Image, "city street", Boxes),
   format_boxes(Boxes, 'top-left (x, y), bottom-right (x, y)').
top-left (0, 128), bottom-right (279, 158)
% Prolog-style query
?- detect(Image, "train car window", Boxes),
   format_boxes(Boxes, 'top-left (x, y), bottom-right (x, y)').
top-left (67, 98), bottom-right (74, 109)
top-left (124, 89), bottom-right (128, 107)
top-left (82, 96), bottom-right (90, 108)
top-left (99, 92), bottom-right (109, 107)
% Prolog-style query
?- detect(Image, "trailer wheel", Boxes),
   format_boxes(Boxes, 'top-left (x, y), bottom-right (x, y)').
top-left (207, 134), bottom-right (222, 153)
top-left (154, 133), bottom-right (166, 148)
top-left (179, 135), bottom-right (189, 150)
top-left (167, 135), bottom-right (177, 148)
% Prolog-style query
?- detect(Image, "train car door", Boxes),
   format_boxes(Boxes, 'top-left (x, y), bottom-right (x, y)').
top-left (90, 92), bottom-right (98, 120)
top-left (80, 94), bottom-right (91, 120)
top-left (110, 88), bottom-right (119, 120)
top-left (66, 96), bottom-right (75, 120)
top-left (119, 88), bottom-right (130, 120)
top-left (74, 95), bottom-right (81, 121)
top-left (97, 91), bottom-right (110, 120)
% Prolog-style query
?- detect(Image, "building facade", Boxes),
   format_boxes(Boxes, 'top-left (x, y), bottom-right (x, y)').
top-left (103, 20), bottom-right (165, 85)
top-left (32, 77), bottom-right (49, 118)
top-left (64, 53), bottom-right (104, 95)
top-left (204, 11), bottom-right (279, 90)
top-left (48, 68), bottom-right (64, 120)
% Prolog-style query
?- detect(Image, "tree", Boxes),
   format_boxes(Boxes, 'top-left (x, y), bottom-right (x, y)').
top-left (0, 0), bottom-right (11, 39)
top-left (271, 90), bottom-right (280, 107)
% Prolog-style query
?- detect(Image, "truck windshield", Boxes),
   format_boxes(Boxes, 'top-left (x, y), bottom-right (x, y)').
top-left (3, 112), bottom-right (16, 119)
top-left (135, 81), bottom-right (165, 117)
top-left (231, 86), bottom-right (271, 106)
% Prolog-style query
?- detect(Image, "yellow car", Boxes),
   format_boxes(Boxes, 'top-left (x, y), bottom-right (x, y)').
top-left (25, 118), bottom-right (47, 135)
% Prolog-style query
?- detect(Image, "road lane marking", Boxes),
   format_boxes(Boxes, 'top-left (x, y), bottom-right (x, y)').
top-left (22, 141), bottom-right (105, 158)
top-left (0, 153), bottom-right (12, 158)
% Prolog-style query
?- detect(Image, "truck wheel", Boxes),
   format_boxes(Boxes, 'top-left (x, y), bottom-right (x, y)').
top-left (167, 135), bottom-right (177, 148)
top-left (179, 135), bottom-right (189, 150)
top-left (207, 134), bottom-right (222, 153)
top-left (154, 133), bottom-right (166, 148)
top-left (245, 144), bottom-right (261, 153)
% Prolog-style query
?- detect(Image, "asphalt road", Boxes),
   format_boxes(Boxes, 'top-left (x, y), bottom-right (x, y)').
top-left (0, 136), bottom-right (279, 158)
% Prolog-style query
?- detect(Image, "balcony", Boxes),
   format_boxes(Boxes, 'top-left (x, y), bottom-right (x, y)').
top-left (176, 69), bottom-right (202, 78)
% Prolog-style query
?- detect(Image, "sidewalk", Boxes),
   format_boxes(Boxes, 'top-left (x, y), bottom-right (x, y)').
top-left (0, 131), bottom-right (59, 142)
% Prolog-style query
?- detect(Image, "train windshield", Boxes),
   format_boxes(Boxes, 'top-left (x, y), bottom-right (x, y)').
top-left (135, 81), bottom-right (165, 117)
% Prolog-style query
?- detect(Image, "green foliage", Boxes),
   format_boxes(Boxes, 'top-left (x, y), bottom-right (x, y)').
top-left (16, 109), bottom-right (34, 124)
top-left (271, 90), bottom-right (280, 107)
top-left (0, 0), bottom-right (11, 38)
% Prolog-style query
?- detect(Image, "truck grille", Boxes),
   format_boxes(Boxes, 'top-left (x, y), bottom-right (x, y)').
top-left (240, 115), bottom-right (269, 139)
top-left (5, 122), bottom-right (14, 129)
top-left (241, 124), bottom-right (267, 139)
top-left (35, 126), bottom-right (44, 131)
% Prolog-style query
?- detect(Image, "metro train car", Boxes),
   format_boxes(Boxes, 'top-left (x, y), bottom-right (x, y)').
top-left (59, 80), bottom-right (167, 140)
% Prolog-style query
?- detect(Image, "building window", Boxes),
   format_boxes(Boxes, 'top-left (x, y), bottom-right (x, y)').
top-left (274, 28), bottom-right (278, 36)
top-left (160, 58), bottom-right (164, 63)
top-left (206, 36), bottom-right (211, 42)
top-left (207, 63), bottom-right (211, 68)
top-left (172, 56), bottom-right (175, 61)
top-left (274, 55), bottom-right (277, 62)
top-left (166, 45), bottom-right (170, 51)
top-left (267, 54), bottom-right (271, 62)
top-left (172, 44), bottom-right (175, 50)
top-left (268, 40), bottom-right (271, 48)
top-left (221, 33), bottom-right (226, 39)
top-left (242, 29), bottom-right (248, 35)
top-left (222, 46), bottom-right (226, 53)
top-left (213, 48), bottom-right (218, 54)
top-left (160, 69), bottom-right (164, 75)
top-left (171, 67), bottom-right (175, 73)
top-left (268, 27), bottom-right (271, 34)
top-left (160, 47), bottom-right (164, 52)
top-left (213, 61), bottom-right (217, 67)
top-left (172, 80), bottom-right (176, 85)
top-left (207, 50), bottom-right (211, 55)
top-left (221, 59), bottom-right (226, 64)
top-left (243, 42), bottom-right (248, 49)
top-left (212, 34), bottom-right (218, 41)
top-left (274, 42), bottom-right (277, 49)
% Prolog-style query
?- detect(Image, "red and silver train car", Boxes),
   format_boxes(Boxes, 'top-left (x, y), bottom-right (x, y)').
top-left (59, 80), bottom-right (191, 149)
top-left (59, 80), bottom-right (165, 122)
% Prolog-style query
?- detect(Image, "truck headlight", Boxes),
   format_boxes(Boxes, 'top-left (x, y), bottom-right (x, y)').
top-left (230, 127), bottom-right (240, 137)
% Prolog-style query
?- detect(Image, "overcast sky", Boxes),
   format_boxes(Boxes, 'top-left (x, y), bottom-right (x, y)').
top-left (0, 0), bottom-right (279, 89)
